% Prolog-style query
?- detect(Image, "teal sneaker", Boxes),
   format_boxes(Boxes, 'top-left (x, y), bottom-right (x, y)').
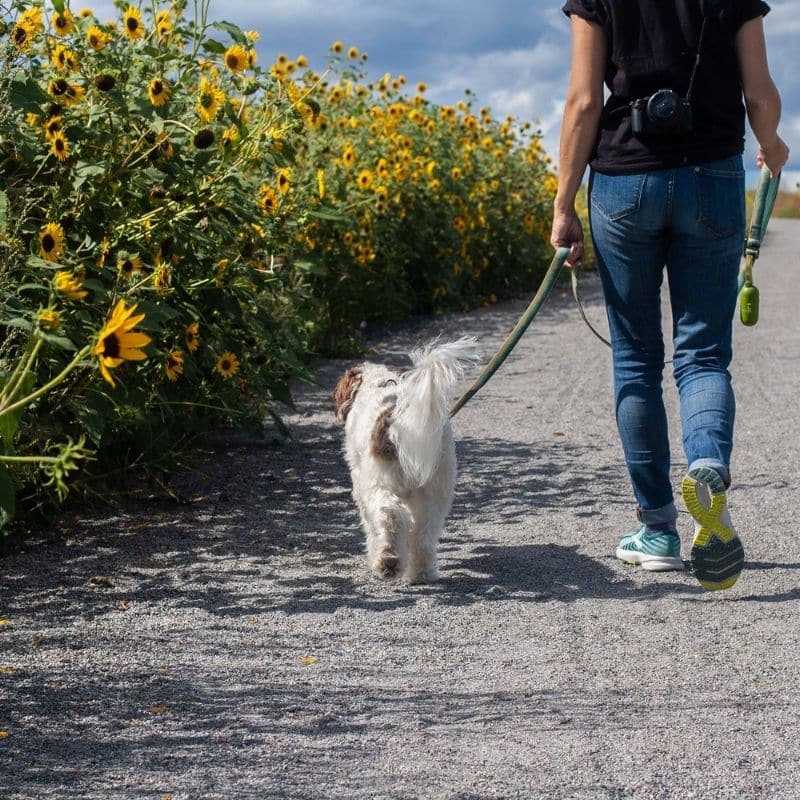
top-left (615, 525), bottom-right (683, 571)
top-left (681, 466), bottom-right (744, 591)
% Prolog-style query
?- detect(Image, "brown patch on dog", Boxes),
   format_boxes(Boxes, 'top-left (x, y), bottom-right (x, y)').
top-left (332, 366), bottom-right (363, 423)
top-left (370, 405), bottom-right (397, 460)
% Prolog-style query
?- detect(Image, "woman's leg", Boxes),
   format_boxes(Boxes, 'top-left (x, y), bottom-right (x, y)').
top-left (588, 169), bottom-right (676, 527)
top-left (666, 157), bottom-right (745, 482)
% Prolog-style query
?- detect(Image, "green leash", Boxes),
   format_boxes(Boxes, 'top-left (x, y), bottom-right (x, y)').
top-left (450, 165), bottom-right (781, 417)
top-left (449, 246), bottom-right (569, 417)
top-left (739, 164), bottom-right (781, 325)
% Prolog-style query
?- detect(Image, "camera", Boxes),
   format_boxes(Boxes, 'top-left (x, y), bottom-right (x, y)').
top-left (630, 88), bottom-right (693, 137)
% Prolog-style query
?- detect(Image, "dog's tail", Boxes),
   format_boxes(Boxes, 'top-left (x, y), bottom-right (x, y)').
top-left (391, 336), bottom-right (480, 486)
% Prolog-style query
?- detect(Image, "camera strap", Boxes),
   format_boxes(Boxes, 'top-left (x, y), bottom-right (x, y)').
top-left (684, 15), bottom-right (709, 103)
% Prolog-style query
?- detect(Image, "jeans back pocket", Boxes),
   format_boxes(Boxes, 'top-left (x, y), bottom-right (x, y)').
top-left (695, 158), bottom-right (745, 239)
top-left (590, 171), bottom-right (646, 221)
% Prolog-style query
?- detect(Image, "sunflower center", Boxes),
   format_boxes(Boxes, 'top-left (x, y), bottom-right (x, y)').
top-left (41, 234), bottom-right (55, 252)
top-left (152, 80), bottom-right (163, 94)
top-left (127, 17), bottom-right (139, 32)
top-left (221, 359), bottom-right (231, 371)
top-left (13, 26), bottom-right (28, 45)
top-left (55, 138), bottom-right (65, 152)
top-left (101, 333), bottom-right (121, 358)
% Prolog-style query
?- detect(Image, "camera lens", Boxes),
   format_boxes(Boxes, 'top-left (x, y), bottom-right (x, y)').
top-left (648, 89), bottom-right (679, 121)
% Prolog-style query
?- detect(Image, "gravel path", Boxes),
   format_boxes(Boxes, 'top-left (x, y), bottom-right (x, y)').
top-left (2, 219), bottom-right (799, 800)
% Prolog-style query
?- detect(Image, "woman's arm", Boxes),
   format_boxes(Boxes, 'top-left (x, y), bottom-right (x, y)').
top-left (551, 15), bottom-right (607, 266)
top-left (735, 16), bottom-right (789, 176)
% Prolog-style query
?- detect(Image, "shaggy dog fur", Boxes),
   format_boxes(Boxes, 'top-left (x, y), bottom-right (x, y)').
top-left (332, 337), bottom-right (480, 583)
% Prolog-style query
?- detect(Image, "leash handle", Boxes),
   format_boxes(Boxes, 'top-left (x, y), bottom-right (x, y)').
top-left (449, 247), bottom-right (570, 418)
top-left (744, 164), bottom-right (781, 261)
top-left (738, 165), bottom-right (780, 326)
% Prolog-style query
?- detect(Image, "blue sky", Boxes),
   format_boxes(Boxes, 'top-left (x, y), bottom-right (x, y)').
top-left (92, 0), bottom-right (800, 187)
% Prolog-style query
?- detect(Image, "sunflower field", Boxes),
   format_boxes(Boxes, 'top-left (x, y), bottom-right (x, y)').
top-left (0, 0), bottom-right (559, 533)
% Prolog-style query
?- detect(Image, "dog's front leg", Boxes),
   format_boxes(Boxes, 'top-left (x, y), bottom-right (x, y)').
top-left (362, 489), bottom-right (411, 580)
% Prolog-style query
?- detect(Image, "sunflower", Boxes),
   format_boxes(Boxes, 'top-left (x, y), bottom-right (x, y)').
top-left (330, 40), bottom-right (344, 54)
top-left (341, 143), bottom-right (356, 168)
top-left (155, 10), bottom-right (171, 37)
top-left (87, 26), bottom-right (111, 51)
top-left (51, 9), bottom-right (75, 36)
top-left (215, 351), bottom-right (240, 379)
top-left (348, 46), bottom-right (359, 59)
top-left (122, 6), bottom-right (144, 40)
top-left (224, 44), bottom-right (248, 73)
top-left (49, 80), bottom-right (85, 107)
top-left (258, 185), bottom-right (279, 215)
top-left (184, 322), bottom-right (200, 353)
top-left (50, 132), bottom-right (69, 161)
top-left (38, 308), bottom-right (61, 331)
top-left (277, 168), bottom-right (291, 195)
top-left (221, 126), bottom-right (239, 147)
top-left (196, 77), bottom-right (225, 122)
top-left (93, 300), bottom-right (152, 387)
top-left (51, 44), bottom-right (79, 72)
top-left (157, 132), bottom-right (173, 158)
top-left (117, 254), bottom-right (143, 279)
top-left (54, 271), bottom-right (88, 301)
top-left (164, 350), bottom-right (184, 381)
top-left (44, 115), bottom-right (63, 140)
top-left (12, 7), bottom-right (42, 50)
top-left (39, 223), bottom-right (65, 262)
top-left (148, 77), bottom-right (170, 107)
top-left (12, 24), bottom-right (34, 52)
top-left (356, 169), bottom-right (373, 191)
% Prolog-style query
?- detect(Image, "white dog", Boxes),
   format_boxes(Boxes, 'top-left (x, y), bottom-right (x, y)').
top-left (332, 337), bottom-right (480, 584)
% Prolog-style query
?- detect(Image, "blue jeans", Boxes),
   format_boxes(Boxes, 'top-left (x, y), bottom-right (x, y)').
top-left (588, 156), bottom-right (745, 527)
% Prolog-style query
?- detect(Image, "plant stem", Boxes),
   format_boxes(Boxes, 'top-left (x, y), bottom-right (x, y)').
top-left (0, 338), bottom-right (43, 407)
top-left (0, 345), bottom-right (91, 419)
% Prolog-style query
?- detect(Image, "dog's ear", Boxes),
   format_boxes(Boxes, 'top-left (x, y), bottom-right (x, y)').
top-left (332, 366), bottom-right (363, 423)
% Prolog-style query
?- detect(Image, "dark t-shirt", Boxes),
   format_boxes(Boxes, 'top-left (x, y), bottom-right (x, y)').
top-left (561, 0), bottom-right (769, 173)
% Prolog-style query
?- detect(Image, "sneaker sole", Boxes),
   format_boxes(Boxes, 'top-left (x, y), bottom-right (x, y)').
top-left (614, 547), bottom-right (684, 572)
top-left (682, 468), bottom-right (744, 591)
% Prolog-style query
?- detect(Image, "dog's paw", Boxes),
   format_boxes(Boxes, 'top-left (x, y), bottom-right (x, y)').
top-left (372, 550), bottom-right (400, 580)
top-left (405, 568), bottom-right (438, 585)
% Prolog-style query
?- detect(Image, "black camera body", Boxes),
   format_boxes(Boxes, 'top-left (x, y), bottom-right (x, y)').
top-left (630, 88), bottom-right (693, 137)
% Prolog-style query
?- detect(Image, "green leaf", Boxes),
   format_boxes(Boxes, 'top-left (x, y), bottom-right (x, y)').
top-left (0, 413), bottom-right (18, 455)
top-left (1, 318), bottom-right (33, 332)
top-left (51, 0), bottom-right (65, 14)
top-left (0, 465), bottom-right (16, 530)
top-left (8, 70), bottom-right (51, 115)
top-left (40, 333), bottom-right (77, 351)
top-left (201, 39), bottom-right (227, 55)
top-left (307, 207), bottom-right (352, 223)
top-left (211, 21), bottom-right (248, 45)
top-left (132, 300), bottom-right (179, 332)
